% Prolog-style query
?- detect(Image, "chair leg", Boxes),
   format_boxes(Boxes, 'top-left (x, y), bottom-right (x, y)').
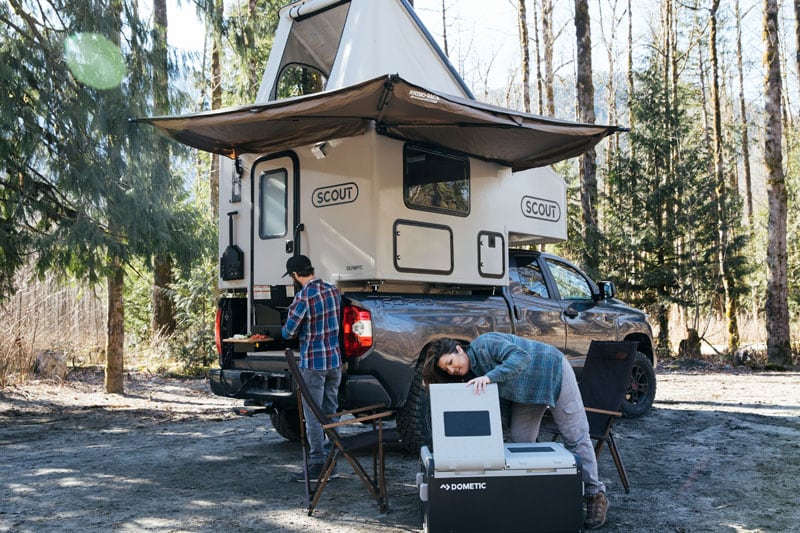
top-left (335, 442), bottom-right (389, 513)
top-left (607, 433), bottom-right (631, 494)
top-left (593, 437), bottom-right (606, 457)
top-left (307, 450), bottom-right (339, 516)
top-left (296, 394), bottom-right (312, 511)
top-left (377, 427), bottom-right (388, 512)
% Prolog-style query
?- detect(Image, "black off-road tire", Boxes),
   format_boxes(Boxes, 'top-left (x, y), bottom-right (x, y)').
top-left (269, 408), bottom-right (301, 442)
top-left (621, 351), bottom-right (656, 418)
top-left (397, 358), bottom-right (432, 454)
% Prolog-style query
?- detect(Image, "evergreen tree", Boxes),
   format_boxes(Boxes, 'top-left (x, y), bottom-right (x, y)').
top-left (604, 62), bottom-right (717, 357)
top-left (0, 0), bottom-right (203, 390)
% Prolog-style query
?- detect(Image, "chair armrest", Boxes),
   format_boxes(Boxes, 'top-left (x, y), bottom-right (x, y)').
top-left (585, 407), bottom-right (622, 417)
top-left (323, 410), bottom-right (394, 429)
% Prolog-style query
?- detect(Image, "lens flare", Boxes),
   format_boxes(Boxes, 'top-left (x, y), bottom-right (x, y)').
top-left (63, 32), bottom-right (126, 90)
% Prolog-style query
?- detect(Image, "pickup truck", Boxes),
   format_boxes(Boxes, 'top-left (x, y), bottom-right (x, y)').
top-left (212, 248), bottom-right (656, 452)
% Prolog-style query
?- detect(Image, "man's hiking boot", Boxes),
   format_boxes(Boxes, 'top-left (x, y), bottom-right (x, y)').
top-left (584, 491), bottom-right (608, 529)
top-left (292, 463), bottom-right (340, 483)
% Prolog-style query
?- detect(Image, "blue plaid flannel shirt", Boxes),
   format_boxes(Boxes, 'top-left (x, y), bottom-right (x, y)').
top-left (281, 278), bottom-right (342, 370)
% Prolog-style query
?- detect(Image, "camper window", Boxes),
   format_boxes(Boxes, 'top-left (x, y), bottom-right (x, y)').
top-left (259, 169), bottom-right (288, 239)
top-left (270, 1), bottom-right (349, 100)
top-left (403, 145), bottom-right (469, 216)
top-left (276, 64), bottom-right (326, 99)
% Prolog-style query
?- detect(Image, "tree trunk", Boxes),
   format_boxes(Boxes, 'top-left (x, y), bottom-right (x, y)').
top-left (152, 256), bottom-right (176, 336)
top-left (598, 0), bottom-right (621, 174)
top-left (709, 0), bottom-right (740, 352)
top-left (518, 1), bottom-right (531, 113)
top-left (209, 0), bottom-right (224, 219)
top-left (105, 0), bottom-right (125, 394)
top-left (795, 1), bottom-right (800, 100)
top-left (440, 0), bottom-right (448, 57)
top-left (247, 0), bottom-right (258, 90)
top-left (105, 260), bottom-right (125, 394)
top-left (151, 0), bottom-right (176, 338)
top-left (736, 0), bottom-right (754, 233)
top-left (627, 0), bottom-right (634, 158)
top-left (763, 0), bottom-right (792, 366)
top-left (532, 0), bottom-right (544, 114)
top-left (541, 0), bottom-right (554, 116)
top-left (575, 0), bottom-right (598, 276)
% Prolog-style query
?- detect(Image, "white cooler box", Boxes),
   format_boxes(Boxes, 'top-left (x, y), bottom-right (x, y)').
top-left (417, 383), bottom-right (584, 532)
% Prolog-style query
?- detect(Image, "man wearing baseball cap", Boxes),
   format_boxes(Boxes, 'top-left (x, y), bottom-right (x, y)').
top-left (281, 255), bottom-right (342, 482)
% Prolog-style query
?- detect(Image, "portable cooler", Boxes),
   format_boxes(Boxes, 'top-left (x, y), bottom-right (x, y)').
top-left (417, 383), bottom-right (584, 532)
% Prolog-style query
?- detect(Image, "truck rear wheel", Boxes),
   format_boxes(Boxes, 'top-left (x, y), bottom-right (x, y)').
top-left (397, 358), bottom-right (432, 454)
top-left (269, 408), bottom-right (301, 442)
top-left (621, 351), bottom-right (656, 418)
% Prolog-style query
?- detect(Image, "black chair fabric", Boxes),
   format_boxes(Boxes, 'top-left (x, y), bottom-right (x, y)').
top-left (542, 340), bottom-right (638, 493)
top-left (579, 340), bottom-right (638, 493)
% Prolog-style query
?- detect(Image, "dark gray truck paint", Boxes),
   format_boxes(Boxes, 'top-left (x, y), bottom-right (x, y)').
top-left (211, 249), bottom-right (656, 451)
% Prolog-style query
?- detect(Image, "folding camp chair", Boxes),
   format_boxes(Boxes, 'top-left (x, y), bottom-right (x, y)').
top-left (546, 340), bottom-right (638, 494)
top-left (284, 349), bottom-right (394, 515)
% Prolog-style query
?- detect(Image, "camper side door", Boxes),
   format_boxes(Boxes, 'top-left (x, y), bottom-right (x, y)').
top-left (249, 153), bottom-right (300, 334)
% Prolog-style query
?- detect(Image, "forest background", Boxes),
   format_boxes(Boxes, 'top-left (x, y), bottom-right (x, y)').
top-left (1, 0), bottom-right (798, 391)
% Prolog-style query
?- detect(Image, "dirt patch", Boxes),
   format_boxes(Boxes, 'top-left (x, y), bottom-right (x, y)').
top-left (1, 366), bottom-right (799, 532)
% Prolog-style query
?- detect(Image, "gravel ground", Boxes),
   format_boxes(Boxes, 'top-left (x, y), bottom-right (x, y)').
top-left (1, 365), bottom-right (799, 532)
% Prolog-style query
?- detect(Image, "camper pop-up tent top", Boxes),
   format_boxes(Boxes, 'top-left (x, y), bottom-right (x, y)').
top-left (134, 0), bottom-right (622, 324)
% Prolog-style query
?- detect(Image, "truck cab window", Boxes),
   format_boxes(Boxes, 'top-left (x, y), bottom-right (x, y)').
top-left (517, 262), bottom-right (549, 298)
top-left (403, 145), bottom-right (469, 216)
top-left (259, 169), bottom-right (287, 238)
top-left (546, 259), bottom-right (592, 300)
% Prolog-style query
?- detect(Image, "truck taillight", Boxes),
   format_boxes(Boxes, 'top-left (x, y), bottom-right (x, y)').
top-left (215, 307), bottom-right (223, 355)
top-left (342, 305), bottom-right (373, 357)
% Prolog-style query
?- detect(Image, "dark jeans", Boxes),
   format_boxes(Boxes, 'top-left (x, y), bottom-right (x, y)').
top-left (299, 366), bottom-right (342, 465)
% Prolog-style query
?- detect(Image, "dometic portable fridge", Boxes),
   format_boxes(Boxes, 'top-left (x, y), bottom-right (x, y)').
top-left (417, 383), bottom-right (584, 533)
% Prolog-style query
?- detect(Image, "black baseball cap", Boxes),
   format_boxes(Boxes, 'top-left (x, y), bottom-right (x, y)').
top-left (283, 254), bottom-right (313, 277)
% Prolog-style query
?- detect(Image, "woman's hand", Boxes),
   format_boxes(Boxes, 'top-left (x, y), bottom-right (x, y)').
top-left (466, 375), bottom-right (491, 395)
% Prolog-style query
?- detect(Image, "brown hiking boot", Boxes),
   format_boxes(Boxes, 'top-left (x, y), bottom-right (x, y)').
top-left (584, 492), bottom-right (608, 529)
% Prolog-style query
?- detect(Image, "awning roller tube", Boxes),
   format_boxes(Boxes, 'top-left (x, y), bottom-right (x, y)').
top-left (289, 0), bottom-right (348, 20)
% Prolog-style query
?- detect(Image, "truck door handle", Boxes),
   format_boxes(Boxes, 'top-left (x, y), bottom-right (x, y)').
top-left (563, 307), bottom-right (579, 319)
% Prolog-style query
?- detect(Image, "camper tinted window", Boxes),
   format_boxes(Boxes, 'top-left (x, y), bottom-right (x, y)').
top-left (404, 146), bottom-right (469, 216)
top-left (276, 64), bottom-right (326, 98)
top-left (259, 169), bottom-right (287, 239)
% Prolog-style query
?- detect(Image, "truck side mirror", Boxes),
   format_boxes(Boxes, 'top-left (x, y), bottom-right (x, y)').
top-left (598, 281), bottom-right (617, 300)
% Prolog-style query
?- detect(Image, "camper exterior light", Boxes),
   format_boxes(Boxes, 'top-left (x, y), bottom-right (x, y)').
top-left (311, 142), bottom-right (327, 159)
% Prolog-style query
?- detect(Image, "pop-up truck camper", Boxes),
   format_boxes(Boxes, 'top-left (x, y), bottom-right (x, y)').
top-left (137, 0), bottom-right (655, 461)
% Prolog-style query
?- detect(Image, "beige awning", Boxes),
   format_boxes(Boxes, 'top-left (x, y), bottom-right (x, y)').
top-left (133, 74), bottom-right (622, 171)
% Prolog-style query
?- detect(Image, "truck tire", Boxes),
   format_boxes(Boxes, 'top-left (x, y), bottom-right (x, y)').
top-left (269, 408), bottom-right (301, 442)
top-left (621, 351), bottom-right (656, 418)
top-left (397, 358), bottom-right (432, 454)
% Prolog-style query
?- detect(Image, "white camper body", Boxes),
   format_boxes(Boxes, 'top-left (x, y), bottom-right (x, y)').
top-left (217, 0), bottom-right (569, 297)
top-left (218, 127), bottom-right (567, 292)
